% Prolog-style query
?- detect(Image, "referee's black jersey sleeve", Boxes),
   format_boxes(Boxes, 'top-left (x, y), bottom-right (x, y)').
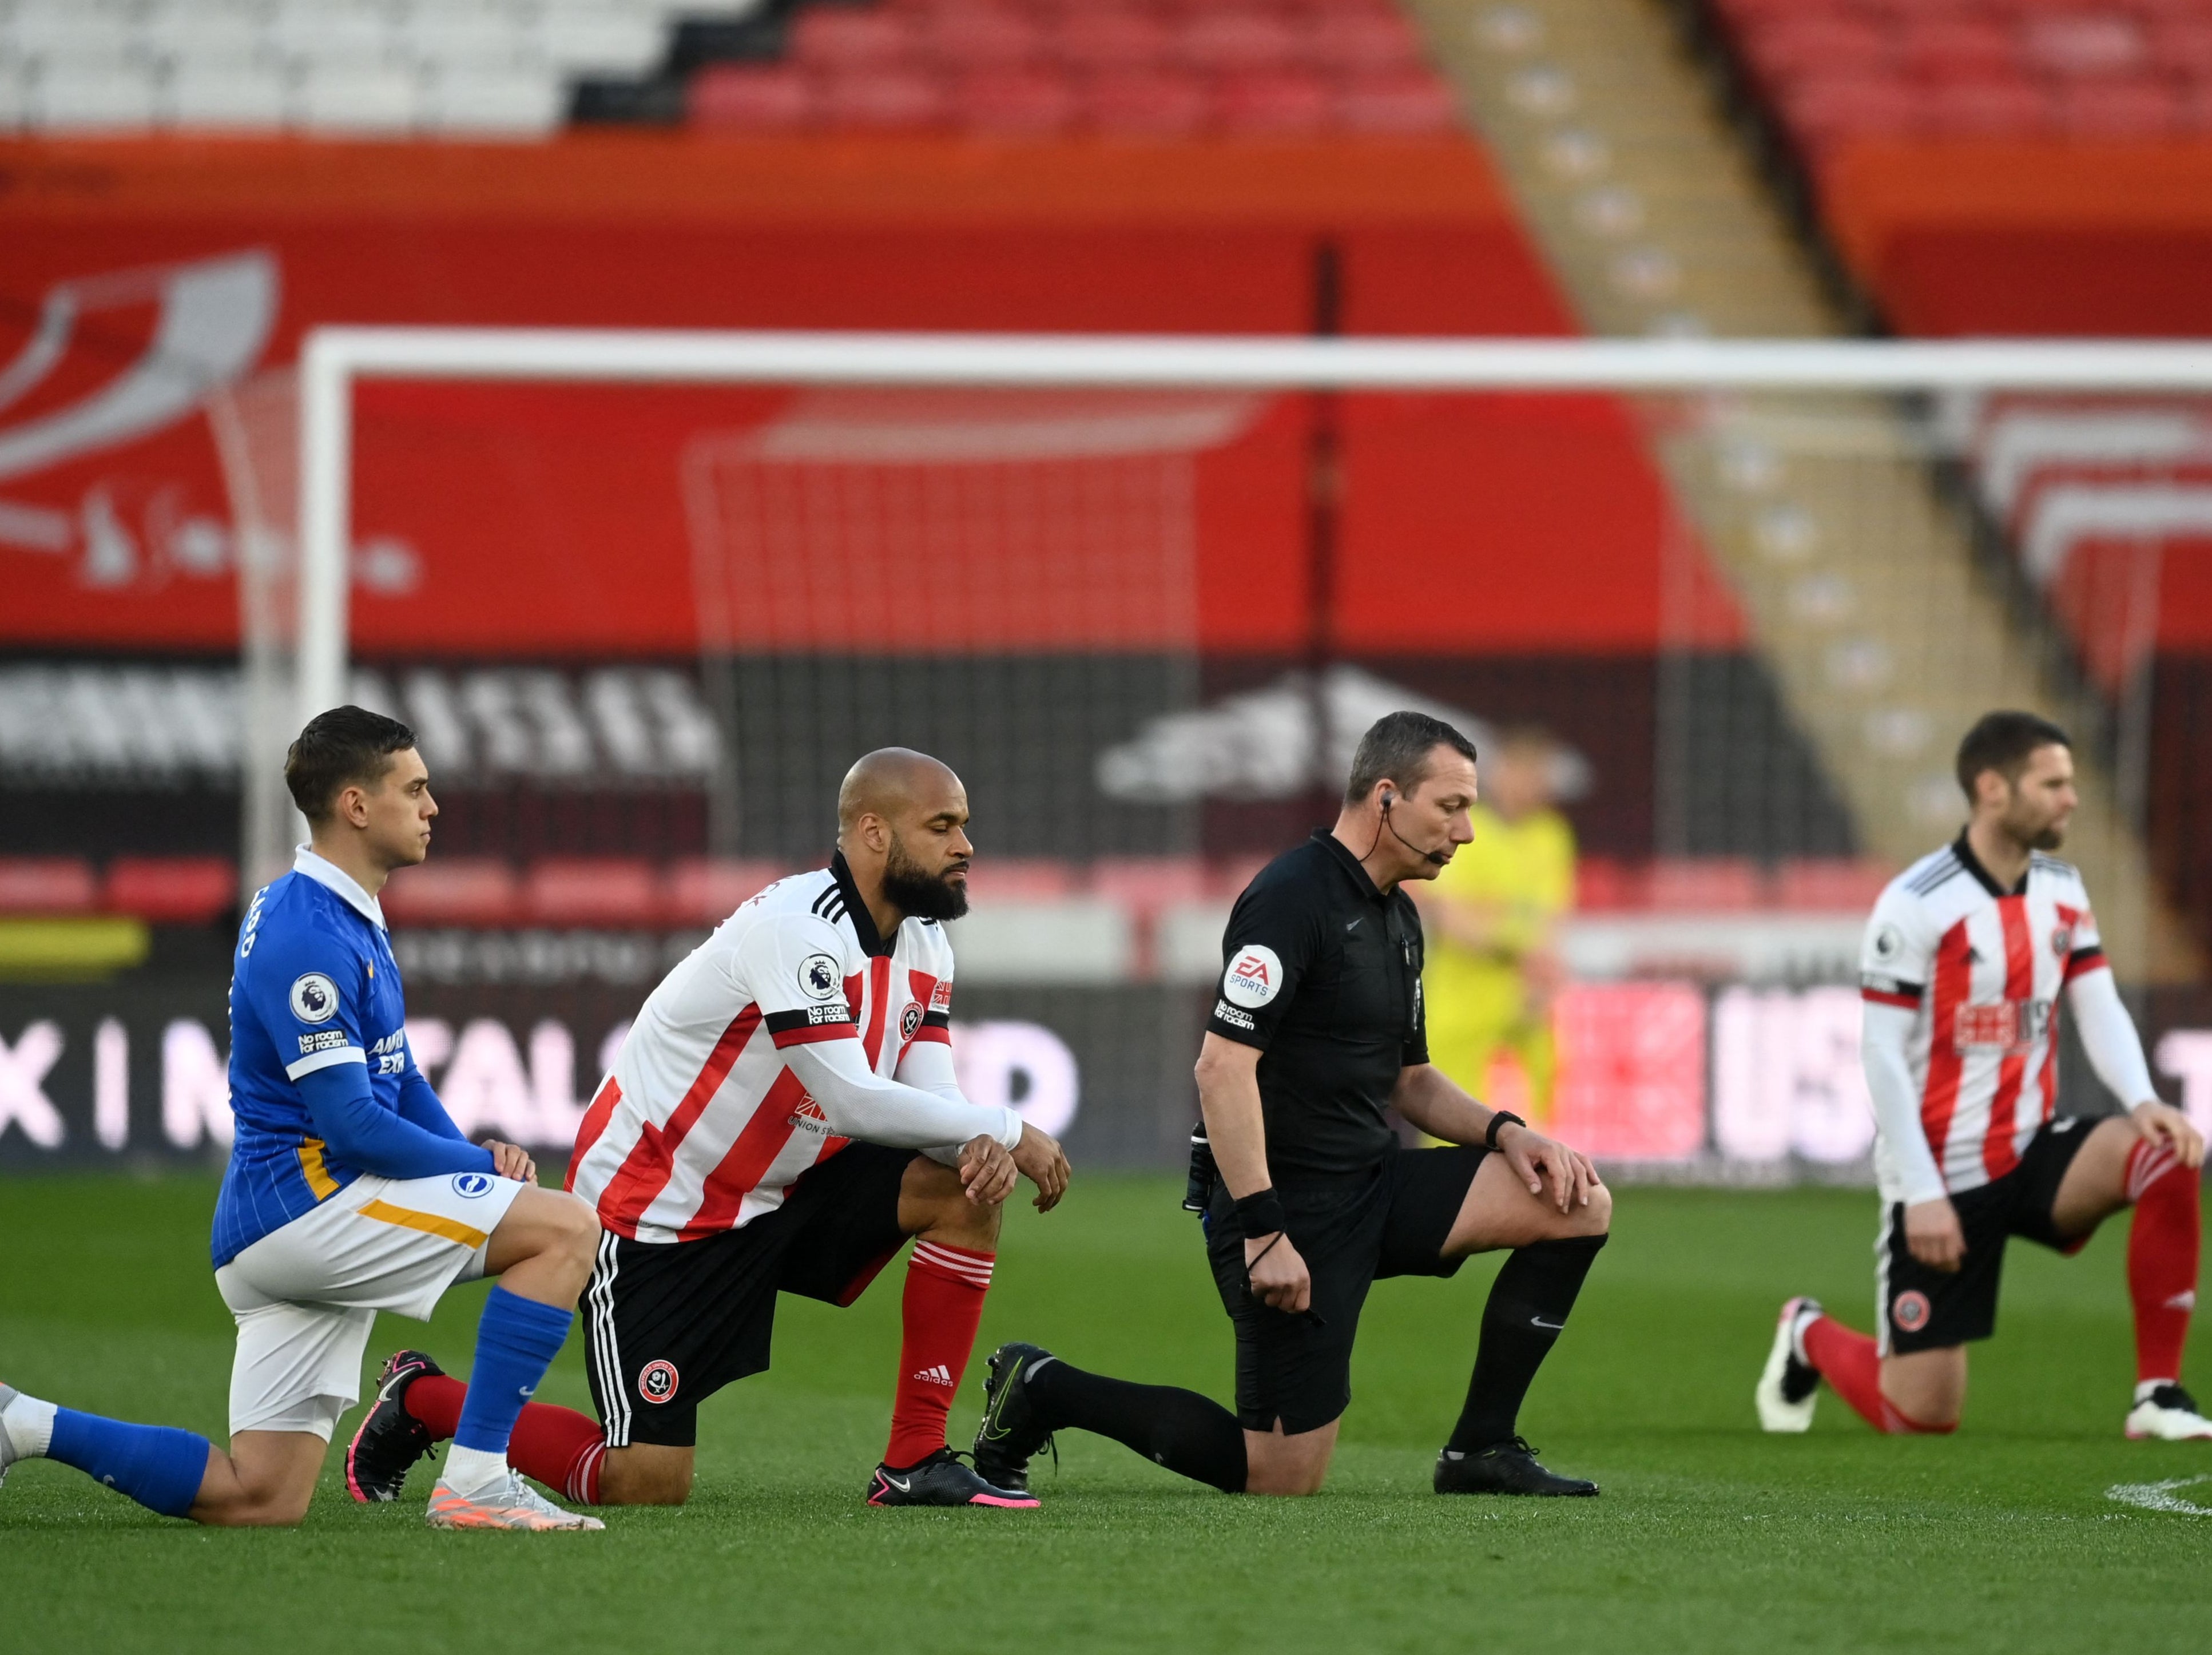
top-left (1206, 871), bottom-right (1323, 1050)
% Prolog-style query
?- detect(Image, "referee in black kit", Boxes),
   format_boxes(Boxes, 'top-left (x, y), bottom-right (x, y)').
top-left (972, 712), bottom-right (1613, 1498)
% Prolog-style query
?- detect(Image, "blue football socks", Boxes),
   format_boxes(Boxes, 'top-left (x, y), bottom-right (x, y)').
top-left (48, 1409), bottom-right (211, 1519)
top-left (452, 1287), bottom-right (575, 1455)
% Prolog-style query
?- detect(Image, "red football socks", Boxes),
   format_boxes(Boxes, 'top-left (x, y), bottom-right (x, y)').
top-left (2126, 1138), bottom-right (2201, 1387)
top-left (884, 1240), bottom-right (994, 1471)
top-left (1803, 1314), bottom-right (1953, 1435)
top-left (404, 1375), bottom-right (607, 1503)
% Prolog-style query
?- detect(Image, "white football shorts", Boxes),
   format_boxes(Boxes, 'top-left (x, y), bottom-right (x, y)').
top-left (214, 1169), bottom-right (527, 1439)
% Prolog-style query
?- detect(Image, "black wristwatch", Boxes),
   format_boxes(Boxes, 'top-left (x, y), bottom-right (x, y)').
top-left (1484, 1110), bottom-right (1526, 1150)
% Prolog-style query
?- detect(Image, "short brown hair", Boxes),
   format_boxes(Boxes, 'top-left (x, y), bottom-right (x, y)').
top-left (1344, 711), bottom-right (1479, 804)
top-left (284, 705), bottom-right (417, 824)
top-left (1955, 710), bottom-right (2070, 803)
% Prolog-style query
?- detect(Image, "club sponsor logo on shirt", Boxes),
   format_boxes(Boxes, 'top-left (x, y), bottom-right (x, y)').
top-left (289, 972), bottom-right (341, 1025)
top-left (799, 952), bottom-right (843, 1000)
top-left (638, 1360), bottom-right (680, 1405)
top-left (451, 1172), bottom-right (495, 1198)
top-left (789, 1094), bottom-right (833, 1135)
top-left (1891, 1289), bottom-right (1931, 1333)
top-left (1221, 944), bottom-right (1283, 1009)
top-left (1952, 998), bottom-right (2051, 1053)
top-left (901, 1002), bottom-right (924, 1042)
top-left (1213, 999), bottom-right (1256, 1031)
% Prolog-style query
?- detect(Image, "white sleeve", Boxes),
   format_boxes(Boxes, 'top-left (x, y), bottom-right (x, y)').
top-left (2068, 962), bottom-right (2159, 1109)
top-left (1859, 885), bottom-right (1945, 1207)
top-left (731, 912), bottom-right (863, 1048)
top-left (1861, 1000), bottom-right (1948, 1208)
top-left (784, 1037), bottom-right (1022, 1152)
top-left (893, 1038), bottom-right (979, 1168)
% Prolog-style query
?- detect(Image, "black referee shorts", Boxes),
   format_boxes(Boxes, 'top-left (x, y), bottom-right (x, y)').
top-left (1205, 1145), bottom-right (1488, 1436)
top-left (582, 1141), bottom-right (914, 1448)
top-left (1879, 1116), bottom-right (2098, 1356)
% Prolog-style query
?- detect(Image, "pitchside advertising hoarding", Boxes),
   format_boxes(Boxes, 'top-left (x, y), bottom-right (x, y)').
top-left (7, 974), bottom-right (2210, 1176)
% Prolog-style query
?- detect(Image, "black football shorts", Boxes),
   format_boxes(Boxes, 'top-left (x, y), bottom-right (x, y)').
top-left (1879, 1115), bottom-right (2099, 1355)
top-left (1205, 1145), bottom-right (1488, 1435)
top-left (582, 1141), bottom-right (914, 1447)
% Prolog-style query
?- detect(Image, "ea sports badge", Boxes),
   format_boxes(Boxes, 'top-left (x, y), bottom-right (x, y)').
top-left (1221, 944), bottom-right (1284, 1010)
top-left (289, 973), bottom-right (340, 1024)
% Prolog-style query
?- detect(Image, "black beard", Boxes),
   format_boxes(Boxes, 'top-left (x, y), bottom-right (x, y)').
top-left (882, 839), bottom-right (970, 921)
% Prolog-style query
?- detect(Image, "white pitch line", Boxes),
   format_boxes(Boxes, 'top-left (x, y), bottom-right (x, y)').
top-left (2106, 1474), bottom-right (2212, 1515)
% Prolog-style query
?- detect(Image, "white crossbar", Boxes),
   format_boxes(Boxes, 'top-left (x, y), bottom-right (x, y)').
top-left (295, 326), bottom-right (2212, 723)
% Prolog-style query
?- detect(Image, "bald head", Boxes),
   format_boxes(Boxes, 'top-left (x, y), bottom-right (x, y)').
top-left (835, 748), bottom-right (974, 924)
top-left (837, 748), bottom-right (962, 835)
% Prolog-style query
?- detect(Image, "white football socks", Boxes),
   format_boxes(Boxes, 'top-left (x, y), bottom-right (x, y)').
top-left (443, 1444), bottom-right (511, 1497)
top-left (0, 1392), bottom-right (56, 1459)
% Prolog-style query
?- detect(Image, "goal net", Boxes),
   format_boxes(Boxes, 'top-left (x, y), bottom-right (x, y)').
top-left (201, 331), bottom-right (2211, 1172)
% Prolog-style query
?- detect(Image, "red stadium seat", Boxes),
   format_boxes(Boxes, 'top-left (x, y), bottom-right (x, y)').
top-left (1570, 856), bottom-right (1645, 912)
top-left (105, 857), bottom-right (238, 924)
top-left (789, 8), bottom-right (920, 68)
top-left (0, 858), bottom-right (98, 915)
top-left (1899, 18), bottom-right (2020, 79)
top-left (1049, 9), bottom-right (1169, 68)
top-left (1216, 69), bottom-right (1333, 135)
top-left (1173, 10), bottom-right (1301, 73)
top-left (1089, 856), bottom-right (1210, 909)
top-left (2054, 78), bottom-right (2180, 134)
top-left (1773, 858), bottom-right (1895, 912)
top-left (689, 64), bottom-right (813, 130)
top-left (664, 859), bottom-right (787, 927)
top-left (1646, 858), bottom-right (1763, 912)
top-left (1741, 17), bottom-right (1891, 86)
top-left (1339, 69), bottom-right (1460, 134)
top-left (2022, 13), bottom-right (2149, 78)
top-left (926, 7), bottom-right (1045, 66)
top-left (1306, 10), bottom-right (1425, 75)
top-left (523, 858), bottom-right (662, 928)
top-left (959, 858), bottom-right (1078, 903)
top-left (1082, 69), bottom-right (1210, 134)
top-left (1780, 74), bottom-right (1923, 145)
top-left (2150, 22), bottom-right (2212, 74)
top-left (820, 68), bottom-right (951, 130)
top-left (380, 859), bottom-right (521, 928)
top-left (1924, 74), bottom-right (2051, 135)
top-left (958, 66), bottom-right (1079, 133)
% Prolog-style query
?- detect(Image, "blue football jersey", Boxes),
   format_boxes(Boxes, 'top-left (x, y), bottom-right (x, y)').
top-left (212, 848), bottom-right (420, 1267)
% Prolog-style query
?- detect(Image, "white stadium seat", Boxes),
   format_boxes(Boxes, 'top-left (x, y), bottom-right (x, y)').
top-left (422, 66), bottom-right (564, 134)
top-left (533, 13), bottom-right (664, 76)
top-left (34, 59), bottom-right (160, 131)
top-left (296, 61), bottom-right (418, 132)
top-left (167, 60), bottom-right (289, 129)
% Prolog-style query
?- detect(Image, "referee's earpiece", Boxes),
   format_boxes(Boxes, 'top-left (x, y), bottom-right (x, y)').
top-left (1377, 788), bottom-right (1449, 867)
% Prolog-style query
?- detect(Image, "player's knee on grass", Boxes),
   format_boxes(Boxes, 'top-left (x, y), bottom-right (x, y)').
top-left (599, 1443), bottom-right (694, 1506)
top-left (1243, 1423), bottom-right (1335, 1497)
top-left (196, 1432), bottom-right (320, 1527)
top-left (1881, 1348), bottom-right (1966, 1430)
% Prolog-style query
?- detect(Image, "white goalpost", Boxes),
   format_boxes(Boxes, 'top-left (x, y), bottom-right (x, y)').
top-left (266, 327), bottom-right (2212, 983)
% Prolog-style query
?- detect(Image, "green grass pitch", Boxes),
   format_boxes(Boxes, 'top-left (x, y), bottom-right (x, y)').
top-left (2, 1172), bottom-right (2208, 1653)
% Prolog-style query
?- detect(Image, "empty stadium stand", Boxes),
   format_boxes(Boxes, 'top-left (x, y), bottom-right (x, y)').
top-left (0, 0), bottom-right (721, 134)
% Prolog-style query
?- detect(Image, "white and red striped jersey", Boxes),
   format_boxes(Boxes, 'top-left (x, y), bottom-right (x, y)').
top-left (567, 853), bottom-right (991, 1244)
top-left (1858, 835), bottom-right (2107, 1201)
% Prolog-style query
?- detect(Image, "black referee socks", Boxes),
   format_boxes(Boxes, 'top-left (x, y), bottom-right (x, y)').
top-left (1028, 1360), bottom-right (1249, 1494)
top-left (1447, 1232), bottom-right (1609, 1455)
